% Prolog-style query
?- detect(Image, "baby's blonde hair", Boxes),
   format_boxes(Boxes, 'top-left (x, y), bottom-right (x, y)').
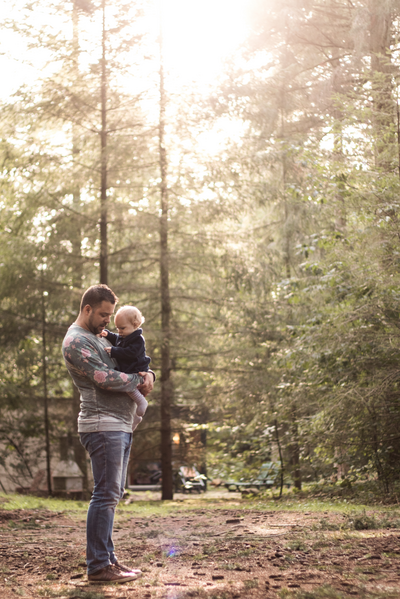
top-left (115, 306), bottom-right (144, 330)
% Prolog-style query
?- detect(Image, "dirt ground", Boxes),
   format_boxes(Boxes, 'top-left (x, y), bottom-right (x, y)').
top-left (1, 491), bottom-right (400, 599)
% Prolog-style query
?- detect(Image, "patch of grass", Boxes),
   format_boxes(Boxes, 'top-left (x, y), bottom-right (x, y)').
top-left (314, 518), bottom-right (340, 531)
top-left (142, 529), bottom-right (159, 538)
top-left (344, 509), bottom-right (400, 530)
top-left (37, 587), bottom-right (64, 598)
top-left (244, 579), bottom-right (258, 589)
top-left (4, 486), bottom-right (400, 528)
top-left (0, 494), bottom-right (89, 515)
top-left (279, 587), bottom-right (346, 598)
top-left (209, 593), bottom-right (240, 599)
top-left (285, 539), bottom-right (308, 551)
top-left (143, 551), bottom-right (157, 562)
top-left (202, 544), bottom-right (218, 555)
top-left (37, 585), bottom-right (104, 599)
top-left (192, 553), bottom-right (208, 561)
top-left (236, 548), bottom-right (255, 557)
top-left (0, 490), bottom-right (376, 524)
top-left (179, 590), bottom-right (207, 598)
top-left (137, 576), bottom-right (159, 587)
top-left (310, 539), bottom-right (331, 550)
top-left (221, 563), bottom-right (240, 571)
top-left (279, 585), bottom-right (400, 599)
top-left (8, 519), bottom-right (42, 530)
top-left (313, 509), bottom-right (400, 532)
top-left (66, 589), bottom-right (106, 599)
top-left (118, 500), bottom-right (195, 517)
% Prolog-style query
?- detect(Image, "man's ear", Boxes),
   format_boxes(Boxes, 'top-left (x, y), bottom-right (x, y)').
top-left (83, 304), bottom-right (92, 315)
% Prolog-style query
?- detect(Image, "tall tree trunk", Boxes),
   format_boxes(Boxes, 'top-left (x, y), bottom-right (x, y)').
top-left (41, 271), bottom-right (52, 496)
top-left (397, 91), bottom-right (400, 181)
top-left (71, 1), bottom-right (83, 286)
top-left (280, 85), bottom-right (291, 280)
top-left (330, 55), bottom-right (346, 231)
top-left (159, 12), bottom-right (173, 500)
top-left (274, 420), bottom-right (284, 499)
top-left (280, 75), bottom-right (301, 489)
top-left (290, 420), bottom-right (302, 491)
top-left (100, 0), bottom-right (108, 285)
top-left (368, 0), bottom-right (394, 169)
top-left (71, 0), bottom-right (89, 497)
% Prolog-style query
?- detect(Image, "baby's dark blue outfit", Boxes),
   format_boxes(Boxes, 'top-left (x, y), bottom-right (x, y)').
top-left (104, 328), bottom-right (151, 374)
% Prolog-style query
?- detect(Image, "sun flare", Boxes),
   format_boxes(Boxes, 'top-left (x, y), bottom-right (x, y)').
top-left (157, 0), bottom-right (250, 86)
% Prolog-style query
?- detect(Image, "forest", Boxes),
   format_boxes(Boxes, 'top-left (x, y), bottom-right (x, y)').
top-left (1, 0), bottom-right (400, 499)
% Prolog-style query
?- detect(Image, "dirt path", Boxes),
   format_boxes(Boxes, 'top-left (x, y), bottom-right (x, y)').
top-left (0, 498), bottom-right (399, 599)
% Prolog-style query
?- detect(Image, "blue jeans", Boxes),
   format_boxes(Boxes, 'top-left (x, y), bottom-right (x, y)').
top-left (80, 431), bottom-right (132, 574)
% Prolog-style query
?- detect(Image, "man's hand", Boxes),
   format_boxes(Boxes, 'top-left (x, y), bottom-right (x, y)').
top-left (137, 372), bottom-right (154, 397)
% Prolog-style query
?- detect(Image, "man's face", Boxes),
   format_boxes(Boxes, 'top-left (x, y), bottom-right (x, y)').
top-left (84, 301), bottom-right (115, 335)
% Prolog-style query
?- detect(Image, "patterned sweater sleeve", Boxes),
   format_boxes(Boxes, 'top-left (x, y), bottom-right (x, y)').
top-left (63, 332), bottom-right (142, 392)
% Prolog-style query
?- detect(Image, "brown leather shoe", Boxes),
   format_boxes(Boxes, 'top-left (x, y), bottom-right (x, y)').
top-left (114, 561), bottom-right (142, 576)
top-left (88, 564), bottom-right (139, 584)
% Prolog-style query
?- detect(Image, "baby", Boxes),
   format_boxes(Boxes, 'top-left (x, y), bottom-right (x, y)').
top-left (101, 305), bottom-right (150, 430)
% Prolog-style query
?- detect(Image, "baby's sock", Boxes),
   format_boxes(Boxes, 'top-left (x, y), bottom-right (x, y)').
top-left (135, 394), bottom-right (148, 417)
top-left (128, 388), bottom-right (148, 419)
top-left (132, 414), bottom-right (142, 431)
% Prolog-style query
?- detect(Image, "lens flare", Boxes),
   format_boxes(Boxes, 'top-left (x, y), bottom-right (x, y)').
top-left (165, 543), bottom-right (181, 557)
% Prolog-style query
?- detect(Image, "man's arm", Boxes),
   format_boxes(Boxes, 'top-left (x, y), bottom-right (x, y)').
top-left (63, 333), bottom-right (142, 393)
top-left (137, 372), bottom-right (154, 396)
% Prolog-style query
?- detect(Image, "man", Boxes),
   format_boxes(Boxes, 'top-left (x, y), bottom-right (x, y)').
top-left (62, 284), bottom-right (154, 583)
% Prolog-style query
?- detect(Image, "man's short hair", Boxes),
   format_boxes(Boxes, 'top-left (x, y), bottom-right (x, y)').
top-left (80, 285), bottom-right (119, 312)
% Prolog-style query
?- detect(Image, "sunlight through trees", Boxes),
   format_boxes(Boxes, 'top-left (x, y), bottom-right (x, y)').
top-left (2, 0), bottom-right (400, 498)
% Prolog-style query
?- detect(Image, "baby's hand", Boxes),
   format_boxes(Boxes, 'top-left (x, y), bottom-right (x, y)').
top-left (100, 330), bottom-right (108, 337)
top-left (104, 346), bottom-right (112, 354)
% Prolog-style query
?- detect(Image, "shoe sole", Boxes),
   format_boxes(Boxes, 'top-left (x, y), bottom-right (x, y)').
top-left (88, 574), bottom-right (138, 584)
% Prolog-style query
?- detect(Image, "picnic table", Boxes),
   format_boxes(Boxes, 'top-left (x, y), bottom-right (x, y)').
top-left (223, 462), bottom-right (281, 492)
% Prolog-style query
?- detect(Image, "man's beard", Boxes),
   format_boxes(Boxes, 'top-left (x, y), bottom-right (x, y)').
top-left (88, 314), bottom-right (104, 335)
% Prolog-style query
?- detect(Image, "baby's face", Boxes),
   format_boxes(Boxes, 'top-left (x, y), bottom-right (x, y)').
top-left (114, 313), bottom-right (136, 337)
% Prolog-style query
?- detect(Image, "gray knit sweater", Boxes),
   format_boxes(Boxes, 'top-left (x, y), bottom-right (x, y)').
top-left (62, 324), bottom-right (143, 432)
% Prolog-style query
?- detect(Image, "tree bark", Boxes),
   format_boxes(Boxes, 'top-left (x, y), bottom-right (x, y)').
top-left (279, 84), bottom-right (291, 280)
top-left (41, 272), bottom-right (52, 496)
top-left (71, 0), bottom-right (89, 496)
top-left (100, 0), bottom-right (108, 285)
top-left (290, 421), bottom-right (301, 490)
top-left (159, 13), bottom-right (173, 500)
top-left (368, 0), bottom-right (394, 169)
top-left (274, 419), bottom-right (284, 499)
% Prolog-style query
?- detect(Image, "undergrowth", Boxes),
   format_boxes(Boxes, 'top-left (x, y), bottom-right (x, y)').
top-left (279, 584), bottom-right (400, 599)
top-left (315, 509), bottom-right (400, 531)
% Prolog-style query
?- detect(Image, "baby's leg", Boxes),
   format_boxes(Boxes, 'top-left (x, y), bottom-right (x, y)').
top-left (132, 413), bottom-right (142, 431)
top-left (129, 388), bottom-right (148, 417)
